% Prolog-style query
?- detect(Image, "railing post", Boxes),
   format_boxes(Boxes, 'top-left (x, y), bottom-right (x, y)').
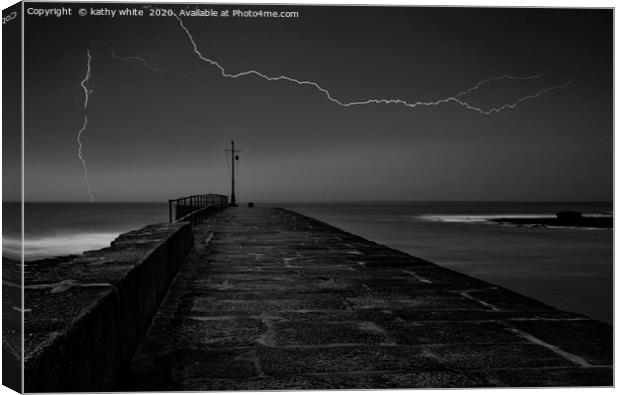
top-left (169, 200), bottom-right (173, 223)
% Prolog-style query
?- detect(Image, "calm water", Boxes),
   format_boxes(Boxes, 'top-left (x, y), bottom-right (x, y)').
top-left (3, 201), bottom-right (613, 323)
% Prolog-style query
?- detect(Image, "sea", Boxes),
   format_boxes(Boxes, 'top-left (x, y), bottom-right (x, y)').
top-left (3, 201), bottom-right (613, 324)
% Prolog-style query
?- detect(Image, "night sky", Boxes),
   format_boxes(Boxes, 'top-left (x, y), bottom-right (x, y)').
top-left (16, 3), bottom-right (612, 202)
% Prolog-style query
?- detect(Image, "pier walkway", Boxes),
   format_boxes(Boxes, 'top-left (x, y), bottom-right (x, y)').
top-left (123, 207), bottom-right (612, 390)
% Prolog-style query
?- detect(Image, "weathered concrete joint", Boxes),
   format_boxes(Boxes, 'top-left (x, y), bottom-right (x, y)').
top-left (24, 222), bottom-right (193, 392)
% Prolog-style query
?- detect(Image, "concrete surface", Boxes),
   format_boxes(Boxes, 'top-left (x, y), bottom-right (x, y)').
top-left (123, 207), bottom-right (612, 390)
top-left (24, 222), bottom-right (193, 392)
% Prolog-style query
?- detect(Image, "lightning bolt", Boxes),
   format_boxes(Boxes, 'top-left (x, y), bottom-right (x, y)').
top-left (453, 71), bottom-right (548, 98)
top-left (75, 47), bottom-right (176, 202)
top-left (108, 47), bottom-right (161, 73)
top-left (173, 13), bottom-right (572, 115)
top-left (77, 49), bottom-right (94, 202)
top-left (73, 15), bottom-right (573, 201)
top-left (108, 47), bottom-right (176, 93)
top-left (81, 49), bottom-right (93, 108)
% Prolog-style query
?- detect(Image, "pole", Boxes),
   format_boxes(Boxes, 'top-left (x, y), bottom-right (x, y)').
top-left (226, 141), bottom-right (241, 207)
top-left (230, 141), bottom-right (237, 207)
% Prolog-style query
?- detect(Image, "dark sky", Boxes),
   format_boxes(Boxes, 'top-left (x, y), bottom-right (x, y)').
top-left (17, 2), bottom-right (612, 202)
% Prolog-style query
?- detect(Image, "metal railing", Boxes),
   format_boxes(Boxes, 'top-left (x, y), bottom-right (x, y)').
top-left (168, 194), bottom-right (228, 224)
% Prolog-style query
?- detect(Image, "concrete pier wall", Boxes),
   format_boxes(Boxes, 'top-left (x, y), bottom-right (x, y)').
top-left (24, 222), bottom-right (193, 392)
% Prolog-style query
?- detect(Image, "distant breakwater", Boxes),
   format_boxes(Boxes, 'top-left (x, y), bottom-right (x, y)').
top-left (490, 211), bottom-right (612, 229)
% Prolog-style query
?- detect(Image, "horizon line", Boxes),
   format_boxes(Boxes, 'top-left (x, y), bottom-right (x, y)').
top-left (8, 199), bottom-right (614, 204)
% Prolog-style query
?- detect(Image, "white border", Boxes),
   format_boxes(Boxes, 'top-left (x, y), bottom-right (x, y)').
top-left (0, 1), bottom-right (615, 395)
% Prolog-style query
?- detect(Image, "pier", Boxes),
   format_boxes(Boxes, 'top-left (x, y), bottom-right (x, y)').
top-left (24, 204), bottom-right (612, 391)
top-left (124, 207), bottom-right (611, 389)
